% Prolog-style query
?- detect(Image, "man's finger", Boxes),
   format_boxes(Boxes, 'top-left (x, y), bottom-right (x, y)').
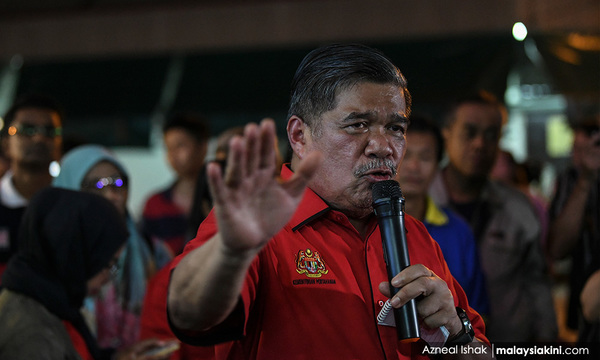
top-left (206, 161), bottom-right (225, 205)
top-left (244, 123), bottom-right (260, 175)
top-left (391, 264), bottom-right (434, 288)
top-left (259, 118), bottom-right (277, 170)
top-left (283, 151), bottom-right (322, 197)
top-left (224, 135), bottom-right (245, 187)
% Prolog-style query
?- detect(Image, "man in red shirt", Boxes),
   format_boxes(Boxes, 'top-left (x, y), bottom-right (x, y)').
top-left (168, 43), bottom-right (489, 359)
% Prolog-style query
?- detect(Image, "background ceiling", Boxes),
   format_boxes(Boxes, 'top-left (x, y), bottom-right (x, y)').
top-left (1, 0), bottom-right (598, 145)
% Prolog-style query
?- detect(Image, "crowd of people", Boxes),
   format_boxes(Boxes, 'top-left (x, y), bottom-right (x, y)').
top-left (0, 43), bottom-right (598, 359)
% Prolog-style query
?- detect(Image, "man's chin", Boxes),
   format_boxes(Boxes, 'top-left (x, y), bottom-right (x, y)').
top-left (328, 193), bottom-right (373, 218)
top-left (464, 170), bottom-right (489, 181)
top-left (20, 159), bottom-right (53, 171)
top-left (397, 182), bottom-right (422, 194)
top-left (351, 195), bottom-right (375, 216)
top-left (343, 206), bottom-right (374, 220)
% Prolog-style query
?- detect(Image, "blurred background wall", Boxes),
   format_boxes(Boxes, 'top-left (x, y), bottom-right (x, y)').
top-left (0, 0), bottom-right (598, 217)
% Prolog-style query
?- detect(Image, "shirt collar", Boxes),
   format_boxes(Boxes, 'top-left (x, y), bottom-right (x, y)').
top-left (424, 196), bottom-right (448, 226)
top-left (0, 170), bottom-right (28, 208)
top-left (281, 165), bottom-right (331, 231)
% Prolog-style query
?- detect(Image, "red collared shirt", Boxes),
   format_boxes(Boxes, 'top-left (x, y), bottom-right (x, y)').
top-left (170, 165), bottom-right (488, 359)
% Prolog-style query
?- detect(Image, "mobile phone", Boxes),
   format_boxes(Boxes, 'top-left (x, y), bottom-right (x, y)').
top-left (141, 341), bottom-right (180, 359)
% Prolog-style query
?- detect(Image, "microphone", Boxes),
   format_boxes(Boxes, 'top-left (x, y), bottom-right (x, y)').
top-left (372, 180), bottom-right (420, 341)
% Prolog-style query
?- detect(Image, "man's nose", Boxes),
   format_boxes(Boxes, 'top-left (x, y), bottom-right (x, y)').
top-left (103, 187), bottom-right (125, 201)
top-left (402, 156), bottom-right (419, 171)
top-left (30, 132), bottom-right (52, 142)
top-left (470, 132), bottom-right (487, 148)
top-left (366, 130), bottom-right (393, 157)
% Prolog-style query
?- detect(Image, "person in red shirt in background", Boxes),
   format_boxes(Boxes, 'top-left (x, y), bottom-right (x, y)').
top-left (141, 113), bottom-right (210, 261)
top-left (139, 258), bottom-right (215, 360)
top-left (138, 125), bottom-right (282, 360)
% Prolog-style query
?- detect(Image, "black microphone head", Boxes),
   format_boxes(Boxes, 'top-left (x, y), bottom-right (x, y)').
top-left (372, 180), bottom-right (402, 202)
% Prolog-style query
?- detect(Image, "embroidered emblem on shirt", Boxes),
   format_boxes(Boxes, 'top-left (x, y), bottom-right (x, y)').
top-left (295, 248), bottom-right (329, 278)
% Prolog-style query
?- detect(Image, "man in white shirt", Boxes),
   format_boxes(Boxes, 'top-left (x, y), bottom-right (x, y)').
top-left (0, 94), bottom-right (63, 277)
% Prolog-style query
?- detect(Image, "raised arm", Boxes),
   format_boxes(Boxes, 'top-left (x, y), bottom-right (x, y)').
top-left (581, 269), bottom-right (600, 323)
top-left (167, 119), bottom-right (321, 331)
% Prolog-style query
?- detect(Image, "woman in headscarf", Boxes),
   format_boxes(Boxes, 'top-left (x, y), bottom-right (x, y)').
top-left (0, 188), bottom-right (123, 358)
top-left (53, 144), bottom-right (164, 351)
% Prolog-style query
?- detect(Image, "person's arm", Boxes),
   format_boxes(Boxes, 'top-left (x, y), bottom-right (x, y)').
top-left (548, 131), bottom-right (600, 260)
top-left (529, 232), bottom-right (559, 341)
top-left (547, 175), bottom-right (594, 259)
top-left (581, 269), bottom-right (600, 323)
top-left (168, 119), bottom-right (321, 332)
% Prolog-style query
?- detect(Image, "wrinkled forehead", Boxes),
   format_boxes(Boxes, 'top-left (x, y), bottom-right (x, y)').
top-left (13, 107), bottom-right (62, 127)
top-left (84, 160), bottom-right (124, 180)
top-left (336, 79), bottom-right (406, 99)
top-left (333, 82), bottom-right (407, 113)
top-left (453, 102), bottom-right (503, 127)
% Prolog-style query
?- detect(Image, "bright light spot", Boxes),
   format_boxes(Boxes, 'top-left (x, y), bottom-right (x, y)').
top-left (512, 22), bottom-right (527, 41)
top-left (505, 86), bottom-right (521, 106)
top-left (49, 161), bottom-right (61, 177)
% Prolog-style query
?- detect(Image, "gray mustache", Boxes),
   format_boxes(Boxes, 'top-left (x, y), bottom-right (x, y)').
top-left (354, 159), bottom-right (397, 177)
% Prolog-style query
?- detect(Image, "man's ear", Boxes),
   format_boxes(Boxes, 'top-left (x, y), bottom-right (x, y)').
top-left (287, 115), bottom-right (309, 159)
top-left (1, 136), bottom-right (10, 159)
top-left (442, 127), bottom-right (450, 143)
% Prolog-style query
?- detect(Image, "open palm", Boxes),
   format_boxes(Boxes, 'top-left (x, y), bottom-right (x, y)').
top-left (207, 119), bottom-right (320, 255)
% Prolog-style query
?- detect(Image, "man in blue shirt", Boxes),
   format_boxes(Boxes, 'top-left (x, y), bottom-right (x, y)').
top-left (397, 114), bottom-right (489, 316)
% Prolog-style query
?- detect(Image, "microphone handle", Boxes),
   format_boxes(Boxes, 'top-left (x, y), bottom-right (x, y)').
top-left (377, 207), bottom-right (420, 341)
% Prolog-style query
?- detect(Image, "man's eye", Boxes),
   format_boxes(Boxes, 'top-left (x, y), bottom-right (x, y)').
top-left (464, 128), bottom-right (477, 139)
top-left (347, 122), bottom-right (367, 130)
top-left (484, 129), bottom-right (500, 141)
top-left (388, 124), bottom-right (406, 133)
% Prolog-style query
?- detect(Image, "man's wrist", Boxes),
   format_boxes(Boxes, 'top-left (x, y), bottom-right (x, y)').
top-left (216, 235), bottom-right (262, 265)
top-left (445, 307), bottom-right (475, 346)
top-left (446, 310), bottom-right (463, 338)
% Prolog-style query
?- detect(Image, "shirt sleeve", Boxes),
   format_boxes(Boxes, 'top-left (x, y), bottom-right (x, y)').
top-left (166, 211), bottom-right (260, 346)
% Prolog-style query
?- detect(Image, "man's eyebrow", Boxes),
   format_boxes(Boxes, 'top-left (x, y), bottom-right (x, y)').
top-left (340, 111), bottom-right (375, 123)
top-left (391, 113), bottom-right (409, 126)
top-left (340, 112), bottom-right (409, 126)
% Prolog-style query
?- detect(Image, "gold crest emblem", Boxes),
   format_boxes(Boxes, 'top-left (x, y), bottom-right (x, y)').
top-left (295, 248), bottom-right (328, 278)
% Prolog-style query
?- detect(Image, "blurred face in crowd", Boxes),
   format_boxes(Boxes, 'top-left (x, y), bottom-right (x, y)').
top-left (443, 103), bottom-right (502, 179)
top-left (4, 107), bottom-right (62, 170)
top-left (87, 247), bottom-right (124, 296)
top-left (0, 153), bottom-right (9, 177)
top-left (397, 131), bottom-right (439, 198)
top-left (572, 119), bottom-right (600, 171)
top-left (81, 161), bottom-right (129, 216)
top-left (164, 128), bottom-right (207, 178)
top-left (289, 82), bottom-right (408, 219)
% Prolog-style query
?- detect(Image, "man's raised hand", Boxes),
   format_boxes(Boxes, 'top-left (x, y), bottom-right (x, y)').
top-left (206, 119), bottom-right (321, 256)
